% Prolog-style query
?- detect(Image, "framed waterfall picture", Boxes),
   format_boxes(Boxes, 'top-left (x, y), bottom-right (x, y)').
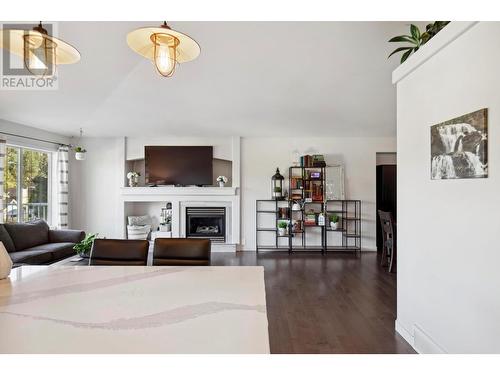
top-left (431, 108), bottom-right (488, 180)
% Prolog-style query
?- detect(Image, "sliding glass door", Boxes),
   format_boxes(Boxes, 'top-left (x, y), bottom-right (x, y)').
top-left (3, 145), bottom-right (51, 223)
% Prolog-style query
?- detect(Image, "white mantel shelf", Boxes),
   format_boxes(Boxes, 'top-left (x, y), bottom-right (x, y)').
top-left (121, 186), bottom-right (237, 197)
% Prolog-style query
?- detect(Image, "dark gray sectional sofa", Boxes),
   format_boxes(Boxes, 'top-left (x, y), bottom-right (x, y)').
top-left (0, 219), bottom-right (85, 266)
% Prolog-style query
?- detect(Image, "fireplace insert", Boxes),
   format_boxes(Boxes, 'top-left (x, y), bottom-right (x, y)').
top-left (186, 207), bottom-right (226, 242)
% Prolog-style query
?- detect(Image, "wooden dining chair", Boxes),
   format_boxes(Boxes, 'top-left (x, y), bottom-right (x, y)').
top-left (378, 210), bottom-right (396, 273)
top-left (89, 239), bottom-right (149, 266)
top-left (153, 238), bottom-right (211, 266)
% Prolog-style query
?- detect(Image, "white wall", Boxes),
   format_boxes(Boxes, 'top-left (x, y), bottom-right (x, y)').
top-left (69, 135), bottom-right (395, 248)
top-left (241, 137), bottom-right (396, 250)
top-left (126, 136), bottom-right (233, 161)
top-left (69, 137), bottom-right (125, 237)
top-left (70, 136), bottom-right (238, 239)
top-left (396, 22), bottom-right (500, 353)
top-left (376, 152), bottom-right (396, 165)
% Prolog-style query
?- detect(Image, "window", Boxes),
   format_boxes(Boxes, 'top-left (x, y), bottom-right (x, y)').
top-left (3, 145), bottom-right (51, 223)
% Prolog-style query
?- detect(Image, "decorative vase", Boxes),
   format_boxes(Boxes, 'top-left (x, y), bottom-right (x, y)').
top-left (160, 223), bottom-right (171, 232)
top-left (330, 222), bottom-right (338, 230)
top-left (218, 181), bottom-right (225, 188)
top-left (75, 152), bottom-right (86, 161)
top-left (128, 176), bottom-right (139, 187)
top-left (278, 228), bottom-right (286, 236)
top-left (0, 242), bottom-right (13, 279)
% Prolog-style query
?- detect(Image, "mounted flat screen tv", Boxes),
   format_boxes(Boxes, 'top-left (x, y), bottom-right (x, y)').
top-left (145, 146), bottom-right (213, 186)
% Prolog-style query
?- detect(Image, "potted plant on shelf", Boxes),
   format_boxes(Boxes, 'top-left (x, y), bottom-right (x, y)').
top-left (160, 215), bottom-right (172, 232)
top-left (216, 175), bottom-right (228, 187)
top-left (278, 221), bottom-right (288, 236)
top-left (329, 214), bottom-right (339, 230)
top-left (73, 233), bottom-right (98, 258)
top-left (127, 171), bottom-right (140, 187)
top-left (74, 146), bottom-right (87, 160)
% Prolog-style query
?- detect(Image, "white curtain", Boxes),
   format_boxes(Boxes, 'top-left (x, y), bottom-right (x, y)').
top-left (0, 139), bottom-right (5, 224)
top-left (57, 146), bottom-right (69, 228)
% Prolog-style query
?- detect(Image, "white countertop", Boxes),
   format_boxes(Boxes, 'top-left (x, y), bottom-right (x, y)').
top-left (0, 266), bottom-right (269, 354)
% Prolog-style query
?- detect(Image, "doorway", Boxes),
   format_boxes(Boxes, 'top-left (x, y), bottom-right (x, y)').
top-left (376, 153), bottom-right (397, 252)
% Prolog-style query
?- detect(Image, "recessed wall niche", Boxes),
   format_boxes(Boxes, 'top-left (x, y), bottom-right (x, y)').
top-left (124, 158), bottom-right (233, 187)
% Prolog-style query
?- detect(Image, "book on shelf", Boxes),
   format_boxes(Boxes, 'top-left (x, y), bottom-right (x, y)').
top-left (304, 212), bottom-right (316, 225)
top-left (312, 154), bottom-right (326, 167)
top-left (299, 154), bottom-right (326, 167)
top-left (290, 178), bottom-right (303, 189)
top-left (278, 207), bottom-right (289, 219)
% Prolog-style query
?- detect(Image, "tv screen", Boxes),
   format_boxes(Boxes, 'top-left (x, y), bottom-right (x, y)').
top-left (145, 146), bottom-right (213, 186)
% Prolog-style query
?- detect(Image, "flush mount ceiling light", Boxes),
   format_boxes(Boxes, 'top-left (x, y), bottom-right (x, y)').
top-left (127, 21), bottom-right (200, 77)
top-left (0, 22), bottom-right (80, 77)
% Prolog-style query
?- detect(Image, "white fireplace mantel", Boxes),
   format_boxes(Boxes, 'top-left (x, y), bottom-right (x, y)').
top-left (118, 186), bottom-right (240, 250)
top-left (121, 186), bottom-right (237, 200)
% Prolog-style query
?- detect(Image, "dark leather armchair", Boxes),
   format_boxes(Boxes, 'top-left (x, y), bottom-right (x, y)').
top-left (153, 238), bottom-right (211, 266)
top-left (89, 239), bottom-right (149, 266)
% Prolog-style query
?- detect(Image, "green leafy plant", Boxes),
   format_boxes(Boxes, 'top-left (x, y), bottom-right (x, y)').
top-left (274, 186), bottom-right (282, 193)
top-left (74, 146), bottom-right (87, 153)
top-left (278, 221), bottom-right (288, 229)
top-left (388, 22), bottom-right (450, 64)
top-left (329, 214), bottom-right (339, 223)
top-left (73, 233), bottom-right (98, 256)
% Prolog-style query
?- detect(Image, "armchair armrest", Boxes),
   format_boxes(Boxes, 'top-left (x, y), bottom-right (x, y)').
top-left (49, 229), bottom-right (85, 244)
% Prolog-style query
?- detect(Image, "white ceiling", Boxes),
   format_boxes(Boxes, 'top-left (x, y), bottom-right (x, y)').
top-left (0, 21), bottom-right (420, 137)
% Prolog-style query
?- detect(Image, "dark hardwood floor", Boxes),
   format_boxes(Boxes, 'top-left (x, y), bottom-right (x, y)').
top-left (211, 251), bottom-right (415, 354)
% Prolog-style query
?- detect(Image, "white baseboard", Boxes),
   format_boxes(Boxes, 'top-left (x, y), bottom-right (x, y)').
top-left (395, 320), bottom-right (447, 354)
top-left (395, 319), bottom-right (414, 348)
top-left (211, 243), bottom-right (237, 252)
top-left (413, 324), bottom-right (447, 354)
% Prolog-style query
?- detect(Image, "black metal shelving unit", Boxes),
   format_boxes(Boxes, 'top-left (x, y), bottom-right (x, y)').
top-left (256, 165), bottom-right (361, 255)
top-left (289, 166), bottom-right (326, 253)
top-left (256, 199), bottom-right (292, 253)
top-left (324, 199), bottom-right (361, 257)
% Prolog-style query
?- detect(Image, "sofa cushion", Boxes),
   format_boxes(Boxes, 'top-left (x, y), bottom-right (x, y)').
top-left (8, 242), bottom-right (76, 264)
top-left (9, 249), bottom-right (53, 265)
top-left (0, 224), bottom-right (16, 253)
top-left (41, 242), bottom-right (76, 261)
top-left (49, 229), bottom-right (85, 244)
top-left (4, 219), bottom-right (49, 251)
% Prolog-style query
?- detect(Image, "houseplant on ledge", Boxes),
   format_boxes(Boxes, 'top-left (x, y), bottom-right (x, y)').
top-left (216, 175), bottom-right (228, 187)
top-left (388, 21), bottom-right (450, 64)
top-left (73, 233), bottom-right (98, 258)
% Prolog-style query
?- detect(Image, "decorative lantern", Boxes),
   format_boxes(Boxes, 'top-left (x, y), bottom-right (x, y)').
top-left (271, 168), bottom-right (285, 200)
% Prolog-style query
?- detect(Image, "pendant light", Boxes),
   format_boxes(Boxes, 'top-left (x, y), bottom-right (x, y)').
top-left (0, 22), bottom-right (80, 77)
top-left (127, 22), bottom-right (200, 77)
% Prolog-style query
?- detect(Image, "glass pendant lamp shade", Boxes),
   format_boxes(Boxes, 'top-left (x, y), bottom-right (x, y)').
top-left (152, 33), bottom-right (179, 77)
top-left (0, 22), bottom-right (80, 77)
top-left (23, 29), bottom-right (57, 76)
top-left (127, 22), bottom-right (200, 78)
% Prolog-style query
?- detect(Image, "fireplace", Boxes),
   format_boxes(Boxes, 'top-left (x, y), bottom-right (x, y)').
top-left (186, 207), bottom-right (226, 242)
